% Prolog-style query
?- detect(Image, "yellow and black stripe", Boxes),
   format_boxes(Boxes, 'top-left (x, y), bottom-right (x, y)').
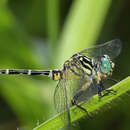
top-left (78, 56), bottom-right (93, 76)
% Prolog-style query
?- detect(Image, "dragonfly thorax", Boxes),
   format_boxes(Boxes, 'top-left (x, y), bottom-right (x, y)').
top-left (62, 54), bottom-right (94, 80)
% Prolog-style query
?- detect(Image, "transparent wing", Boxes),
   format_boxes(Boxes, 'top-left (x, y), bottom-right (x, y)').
top-left (69, 78), bottom-right (98, 105)
top-left (54, 73), bottom-right (72, 126)
top-left (54, 66), bottom-right (97, 126)
top-left (79, 39), bottom-right (122, 60)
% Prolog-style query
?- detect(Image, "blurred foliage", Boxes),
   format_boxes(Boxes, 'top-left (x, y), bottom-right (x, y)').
top-left (0, 0), bottom-right (129, 130)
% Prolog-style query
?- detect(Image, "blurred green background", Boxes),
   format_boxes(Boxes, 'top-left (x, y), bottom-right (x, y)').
top-left (0, 0), bottom-right (130, 130)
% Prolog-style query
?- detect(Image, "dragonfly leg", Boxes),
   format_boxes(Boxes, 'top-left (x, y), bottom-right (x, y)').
top-left (97, 83), bottom-right (102, 97)
top-left (71, 90), bottom-right (92, 118)
top-left (107, 78), bottom-right (118, 83)
top-left (100, 81), bottom-right (116, 97)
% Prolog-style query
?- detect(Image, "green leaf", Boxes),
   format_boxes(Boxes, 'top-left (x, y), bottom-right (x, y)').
top-left (33, 76), bottom-right (130, 130)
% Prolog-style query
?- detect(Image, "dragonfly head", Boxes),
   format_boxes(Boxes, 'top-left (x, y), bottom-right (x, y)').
top-left (100, 55), bottom-right (114, 75)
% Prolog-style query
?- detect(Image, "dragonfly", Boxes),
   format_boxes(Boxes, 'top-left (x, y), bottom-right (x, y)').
top-left (0, 39), bottom-right (121, 129)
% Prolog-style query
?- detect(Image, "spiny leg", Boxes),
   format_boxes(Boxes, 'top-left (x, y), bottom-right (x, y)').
top-left (97, 83), bottom-right (102, 97)
top-left (99, 81), bottom-right (116, 97)
top-left (71, 90), bottom-right (92, 119)
top-left (107, 78), bottom-right (118, 83)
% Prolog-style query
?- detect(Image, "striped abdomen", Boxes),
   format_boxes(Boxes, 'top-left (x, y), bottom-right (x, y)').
top-left (0, 69), bottom-right (62, 81)
top-left (0, 69), bottom-right (50, 75)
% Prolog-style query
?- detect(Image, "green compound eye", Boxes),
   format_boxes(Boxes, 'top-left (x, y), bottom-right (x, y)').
top-left (100, 56), bottom-right (111, 74)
